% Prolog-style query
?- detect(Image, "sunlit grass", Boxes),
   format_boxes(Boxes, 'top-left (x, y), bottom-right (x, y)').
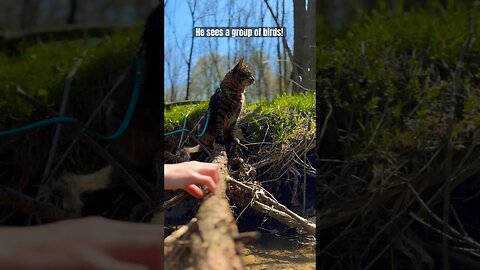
top-left (164, 92), bottom-right (316, 142)
top-left (0, 27), bottom-right (141, 124)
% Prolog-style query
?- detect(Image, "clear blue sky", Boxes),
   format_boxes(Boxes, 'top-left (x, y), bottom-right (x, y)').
top-left (164, 0), bottom-right (294, 95)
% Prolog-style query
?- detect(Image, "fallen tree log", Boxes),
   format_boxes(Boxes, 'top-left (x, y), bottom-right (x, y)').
top-left (190, 147), bottom-right (245, 270)
top-left (164, 139), bottom-right (316, 267)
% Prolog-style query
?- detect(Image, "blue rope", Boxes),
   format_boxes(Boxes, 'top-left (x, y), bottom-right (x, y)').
top-left (0, 51), bottom-right (212, 141)
top-left (163, 85), bottom-right (226, 138)
top-left (99, 55), bottom-right (143, 141)
top-left (0, 54), bottom-right (144, 141)
top-left (163, 108), bottom-right (210, 138)
top-left (0, 116), bottom-right (77, 136)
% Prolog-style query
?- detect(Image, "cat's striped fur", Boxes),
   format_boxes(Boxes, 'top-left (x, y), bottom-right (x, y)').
top-left (182, 59), bottom-right (255, 158)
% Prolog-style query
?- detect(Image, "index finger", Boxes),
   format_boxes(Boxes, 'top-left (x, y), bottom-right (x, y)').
top-left (191, 172), bottom-right (217, 193)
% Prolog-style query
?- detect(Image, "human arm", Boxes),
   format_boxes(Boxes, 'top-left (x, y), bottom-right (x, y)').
top-left (0, 216), bottom-right (163, 270)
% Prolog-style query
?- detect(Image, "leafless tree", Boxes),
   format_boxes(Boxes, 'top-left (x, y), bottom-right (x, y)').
top-left (185, 0), bottom-right (199, 100)
top-left (165, 44), bottom-right (181, 102)
top-left (67, 0), bottom-right (77, 24)
top-left (21, 0), bottom-right (39, 29)
top-left (292, 0), bottom-right (315, 93)
top-left (317, 0), bottom-right (355, 29)
top-left (257, 3), bottom-right (266, 99)
top-left (276, 0), bottom-right (284, 95)
top-left (305, 0), bottom-right (315, 91)
top-left (190, 54), bottom-right (229, 100)
top-left (202, 0), bottom-right (223, 82)
top-left (263, 0), bottom-right (294, 96)
top-left (163, 0), bottom-right (295, 102)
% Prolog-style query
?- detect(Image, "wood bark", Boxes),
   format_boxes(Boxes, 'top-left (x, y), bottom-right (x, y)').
top-left (292, 0), bottom-right (316, 93)
top-left (292, 0), bottom-right (306, 94)
top-left (306, 0), bottom-right (316, 91)
top-left (190, 148), bottom-right (245, 270)
top-left (67, 0), bottom-right (77, 24)
top-left (21, 0), bottom-right (39, 30)
top-left (185, 0), bottom-right (198, 100)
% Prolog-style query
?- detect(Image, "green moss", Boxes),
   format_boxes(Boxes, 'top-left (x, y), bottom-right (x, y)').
top-left (164, 102), bottom-right (209, 132)
top-left (317, 3), bottom-right (480, 153)
top-left (245, 92), bottom-right (316, 141)
top-left (0, 27), bottom-right (141, 125)
top-left (163, 92), bottom-right (316, 142)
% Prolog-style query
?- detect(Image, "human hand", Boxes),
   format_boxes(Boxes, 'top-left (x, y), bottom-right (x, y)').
top-left (0, 217), bottom-right (163, 270)
top-left (164, 161), bottom-right (220, 198)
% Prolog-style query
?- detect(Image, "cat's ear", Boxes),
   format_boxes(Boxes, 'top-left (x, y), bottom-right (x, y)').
top-left (235, 58), bottom-right (244, 69)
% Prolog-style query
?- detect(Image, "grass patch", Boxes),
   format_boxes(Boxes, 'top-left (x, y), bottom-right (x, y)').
top-left (245, 92), bottom-right (316, 141)
top-left (0, 27), bottom-right (142, 125)
top-left (317, 2), bottom-right (480, 153)
top-left (164, 102), bottom-right (209, 132)
top-left (163, 92), bottom-right (316, 142)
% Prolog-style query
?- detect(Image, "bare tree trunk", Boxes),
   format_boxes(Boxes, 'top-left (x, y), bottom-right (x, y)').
top-left (186, 35), bottom-right (194, 100)
top-left (21, 0), bottom-right (39, 30)
top-left (166, 54), bottom-right (177, 101)
top-left (276, 0), bottom-right (284, 95)
top-left (305, 0), bottom-right (315, 91)
top-left (317, 0), bottom-right (354, 29)
top-left (67, 0), bottom-right (77, 24)
top-left (277, 37), bottom-right (283, 95)
top-left (258, 4), bottom-right (266, 100)
top-left (292, 0), bottom-right (315, 93)
top-left (263, 0), bottom-right (292, 94)
top-left (185, 0), bottom-right (198, 100)
top-left (292, 0), bottom-right (306, 93)
top-left (227, 0), bottom-right (233, 67)
top-left (282, 0), bottom-right (288, 93)
top-left (206, 0), bottom-right (222, 82)
top-left (388, 0), bottom-right (398, 15)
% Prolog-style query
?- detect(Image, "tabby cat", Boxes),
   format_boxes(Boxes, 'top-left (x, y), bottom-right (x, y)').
top-left (181, 59), bottom-right (255, 158)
